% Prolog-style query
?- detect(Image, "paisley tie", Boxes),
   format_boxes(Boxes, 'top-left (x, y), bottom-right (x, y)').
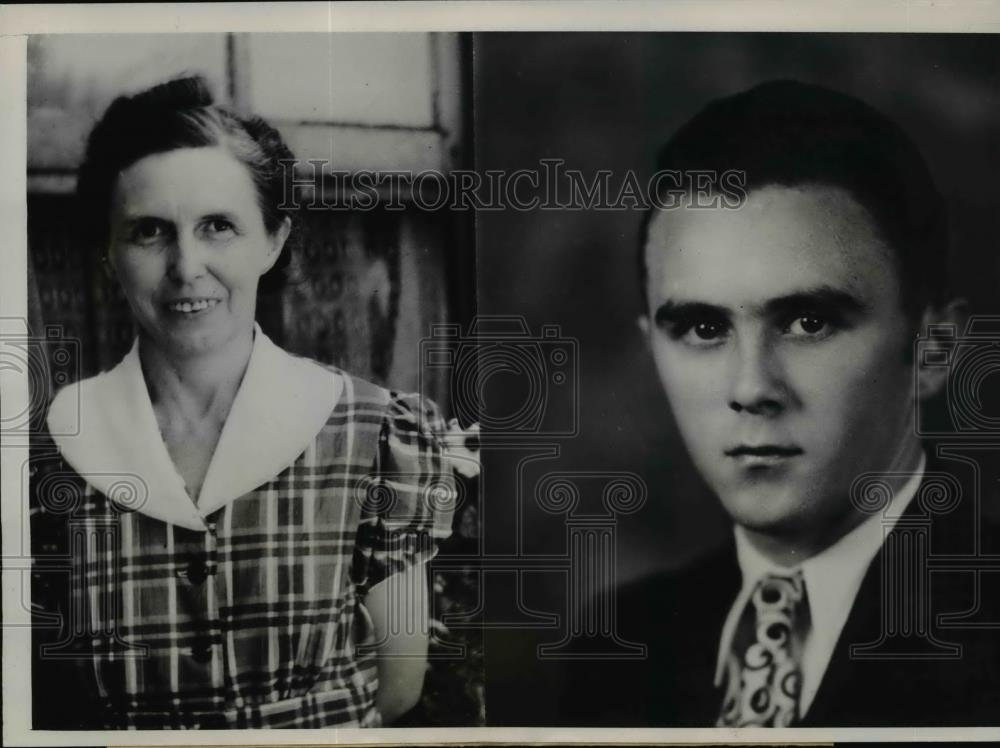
top-left (717, 571), bottom-right (808, 727)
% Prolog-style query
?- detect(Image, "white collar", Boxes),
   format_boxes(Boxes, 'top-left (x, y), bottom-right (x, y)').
top-left (47, 325), bottom-right (343, 531)
top-left (713, 452), bottom-right (926, 714)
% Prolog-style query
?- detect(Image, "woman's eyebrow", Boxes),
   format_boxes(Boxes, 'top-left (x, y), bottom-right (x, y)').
top-left (116, 213), bottom-right (167, 226)
top-left (200, 211), bottom-right (238, 222)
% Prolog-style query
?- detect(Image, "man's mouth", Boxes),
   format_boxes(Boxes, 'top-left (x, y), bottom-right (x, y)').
top-left (725, 445), bottom-right (803, 457)
top-left (725, 445), bottom-right (803, 466)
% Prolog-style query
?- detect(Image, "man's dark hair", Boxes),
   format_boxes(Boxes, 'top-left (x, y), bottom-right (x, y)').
top-left (639, 79), bottom-right (950, 321)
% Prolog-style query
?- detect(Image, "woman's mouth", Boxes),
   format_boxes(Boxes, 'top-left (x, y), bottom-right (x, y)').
top-left (164, 298), bottom-right (221, 315)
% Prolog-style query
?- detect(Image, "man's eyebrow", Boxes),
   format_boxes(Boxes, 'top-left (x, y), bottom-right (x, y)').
top-left (653, 299), bottom-right (730, 326)
top-left (764, 287), bottom-right (869, 317)
top-left (652, 286), bottom-right (868, 326)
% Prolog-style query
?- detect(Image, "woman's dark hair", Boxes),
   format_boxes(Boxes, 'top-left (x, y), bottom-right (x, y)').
top-left (77, 75), bottom-right (297, 292)
top-left (639, 79), bottom-right (950, 321)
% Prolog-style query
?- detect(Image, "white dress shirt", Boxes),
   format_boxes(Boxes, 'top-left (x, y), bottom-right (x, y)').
top-left (713, 453), bottom-right (926, 717)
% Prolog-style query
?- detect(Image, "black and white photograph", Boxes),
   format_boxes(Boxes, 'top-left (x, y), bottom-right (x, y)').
top-left (2, 3), bottom-right (1000, 745)
top-left (473, 31), bottom-right (1000, 730)
top-left (19, 27), bottom-right (482, 734)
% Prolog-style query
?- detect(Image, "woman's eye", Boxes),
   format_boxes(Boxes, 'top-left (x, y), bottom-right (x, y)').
top-left (204, 218), bottom-right (236, 237)
top-left (129, 220), bottom-right (165, 245)
top-left (786, 314), bottom-right (830, 337)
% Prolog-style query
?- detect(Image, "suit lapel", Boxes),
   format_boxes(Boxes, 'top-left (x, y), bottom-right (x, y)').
top-left (649, 541), bottom-right (741, 726)
top-left (802, 452), bottom-right (979, 726)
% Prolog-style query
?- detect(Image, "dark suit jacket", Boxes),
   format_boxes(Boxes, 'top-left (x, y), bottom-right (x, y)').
top-left (560, 451), bottom-right (1000, 726)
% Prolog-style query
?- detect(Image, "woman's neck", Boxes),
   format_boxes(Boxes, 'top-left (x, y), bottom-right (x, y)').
top-left (139, 328), bottom-right (254, 431)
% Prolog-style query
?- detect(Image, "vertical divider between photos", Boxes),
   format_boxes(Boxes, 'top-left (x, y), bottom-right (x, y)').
top-left (441, 33), bottom-right (478, 425)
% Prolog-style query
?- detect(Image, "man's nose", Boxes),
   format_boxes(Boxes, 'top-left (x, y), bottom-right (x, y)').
top-left (166, 232), bottom-right (208, 283)
top-left (727, 335), bottom-right (788, 416)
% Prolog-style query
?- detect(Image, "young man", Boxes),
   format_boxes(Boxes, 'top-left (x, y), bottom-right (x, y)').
top-left (564, 80), bottom-right (999, 727)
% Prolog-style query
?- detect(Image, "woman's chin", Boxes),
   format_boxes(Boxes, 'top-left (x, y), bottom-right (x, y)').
top-left (149, 324), bottom-right (243, 361)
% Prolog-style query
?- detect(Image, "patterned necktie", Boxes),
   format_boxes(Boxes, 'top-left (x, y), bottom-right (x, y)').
top-left (717, 571), bottom-right (809, 727)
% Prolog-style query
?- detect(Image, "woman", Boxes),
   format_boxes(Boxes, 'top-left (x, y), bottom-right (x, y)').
top-left (32, 76), bottom-right (457, 729)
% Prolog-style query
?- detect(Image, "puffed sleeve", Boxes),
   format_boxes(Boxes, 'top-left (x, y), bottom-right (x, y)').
top-left (353, 392), bottom-right (458, 592)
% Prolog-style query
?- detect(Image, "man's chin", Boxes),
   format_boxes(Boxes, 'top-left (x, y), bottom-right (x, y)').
top-left (717, 481), bottom-right (871, 559)
top-left (715, 485), bottom-right (810, 537)
top-left (728, 512), bottom-right (803, 539)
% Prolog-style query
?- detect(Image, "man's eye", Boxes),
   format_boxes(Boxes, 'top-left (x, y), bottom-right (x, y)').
top-left (786, 314), bottom-right (830, 337)
top-left (692, 321), bottom-right (727, 340)
top-left (671, 319), bottom-right (730, 346)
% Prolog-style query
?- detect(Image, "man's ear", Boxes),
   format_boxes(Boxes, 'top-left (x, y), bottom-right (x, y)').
top-left (262, 216), bottom-right (292, 274)
top-left (637, 314), bottom-right (650, 340)
top-left (915, 297), bottom-right (969, 400)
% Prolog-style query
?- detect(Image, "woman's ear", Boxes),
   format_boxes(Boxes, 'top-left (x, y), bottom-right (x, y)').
top-left (262, 216), bottom-right (292, 274)
top-left (914, 297), bottom-right (969, 401)
top-left (101, 250), bottom-right (117, 280)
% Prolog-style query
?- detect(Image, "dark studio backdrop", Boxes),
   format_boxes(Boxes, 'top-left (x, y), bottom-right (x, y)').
top-left (473, 33), bottom-right (1000, 725)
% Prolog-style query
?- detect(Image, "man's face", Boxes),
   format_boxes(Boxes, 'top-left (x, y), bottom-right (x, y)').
top-left (643, 184), bottom-right (921, 552)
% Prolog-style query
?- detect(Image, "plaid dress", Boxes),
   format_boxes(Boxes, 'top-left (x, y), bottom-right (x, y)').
top-left (31, 345), bottom-right (456, 729)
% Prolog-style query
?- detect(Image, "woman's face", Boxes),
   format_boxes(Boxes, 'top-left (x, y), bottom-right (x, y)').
top-left (107, 146), bottom-right (289, 361)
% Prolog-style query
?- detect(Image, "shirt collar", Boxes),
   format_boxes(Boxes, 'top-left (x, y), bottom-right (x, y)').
top-left (713, 452), bottom-right (926, 692)
top-left (47, 324), bottom-right (343, 531)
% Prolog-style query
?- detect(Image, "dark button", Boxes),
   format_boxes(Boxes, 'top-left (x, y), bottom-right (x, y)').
top-left (186, 557), bottom-right (209, 585)
top-left (190, 638), bottom-right (213, 663)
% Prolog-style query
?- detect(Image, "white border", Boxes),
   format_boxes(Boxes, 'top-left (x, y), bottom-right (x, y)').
top-left (4, 2), bottom-right (1000, 745)
top-left (1, 0), bottom-right (1000, 33)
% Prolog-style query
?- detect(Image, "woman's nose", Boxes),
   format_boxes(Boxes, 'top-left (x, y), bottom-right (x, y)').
top-left (166, 232), bottom-right (208, 283)
top-left (727, 336), bottom-right (788, 416)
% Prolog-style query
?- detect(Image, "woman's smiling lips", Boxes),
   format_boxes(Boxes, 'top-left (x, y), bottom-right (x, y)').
top-left (162, 297), bottom-right (222, 316)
